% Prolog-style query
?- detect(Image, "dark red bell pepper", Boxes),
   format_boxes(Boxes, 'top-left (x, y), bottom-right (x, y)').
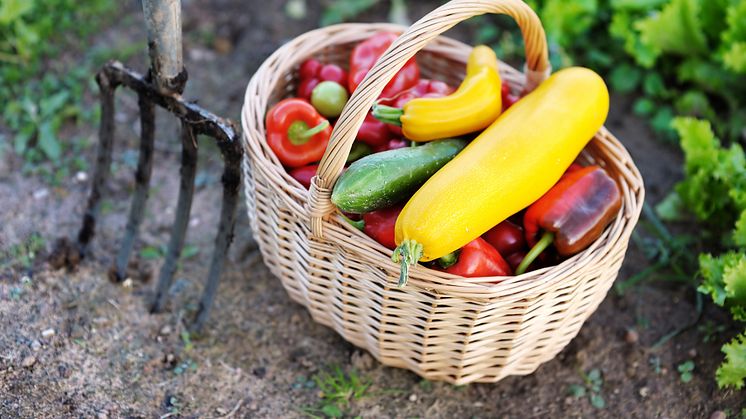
top-left (289, 164), bottom-right (318, 189)
top-left (439, 237), bottom-right (512, 277)
top-left (483, 220), bottom-right (526, 256)
top-left (346, 206), bottom-right (402, 250)
top-left (501, 83), bottom-right (520, 110)
top-left (297, 59), bottom-right (348, 100)
top-left (372, 138), bottom-right (408, 153)
top-left (266, 98), bottom-right (332, 168)
top-left (357, 113), bottom-right (391, 147)
top-left (516, 165), bottom-right (622, 274)
top-left (349, 32), bottom-right (419, 98)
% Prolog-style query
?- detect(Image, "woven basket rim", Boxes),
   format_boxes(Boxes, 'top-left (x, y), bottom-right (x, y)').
top-left (240, 22), bottom-right (645, 300)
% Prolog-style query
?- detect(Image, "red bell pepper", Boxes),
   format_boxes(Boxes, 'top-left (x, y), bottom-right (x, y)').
top-left (372, 138), bottom-right (408, 153)
top-left (357, 113), bottom-right (391, 147)
top-left (266, 98), bottom-right (332, 168)
top-left (349, 32), bottom-right (420, 98)
top-left (377, 79), bottom-right (455, 136)
top-left (501, 83), bottom-right (521, 110)
top-left (289, 164), bottom-right (318, 189)
top-left (345, 206), bottom-right (402, 250)
top-left (297, 59), bottom-right (348, 100)
top-left (439, 237), bottom-right (512, 277)
top-left (516, 165), bottom-right (622, 274)
top-left (483, 220), bottom-right (526, 256)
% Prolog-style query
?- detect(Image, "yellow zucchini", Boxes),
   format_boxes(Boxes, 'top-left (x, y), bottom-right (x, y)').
top-left (392, 67), bottom-right (610, 286)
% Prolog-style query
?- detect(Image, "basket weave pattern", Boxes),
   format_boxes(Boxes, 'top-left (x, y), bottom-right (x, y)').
top-left (241, 0), bottom-right (644, 384)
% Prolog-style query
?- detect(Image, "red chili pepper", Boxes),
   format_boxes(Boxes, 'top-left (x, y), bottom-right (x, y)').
top-left (266, 98), bottom-right (332, 168)
top-left (483, 220), bottom-right (526, 256)
top-left (440, 237), bottom-right (512, 277)
top-left (357, 113), bottom-right (391, 147)
top-left (346, 206), bottom-right (402, 250)
top-left (378, 79), bottom-right (455, 136)
top-left (289, 164), bottom-right (318, 189)
top-left (371, 138), bottom-right (409, 153)
top-left (349, 32), bottom-right (420, 98)
top-left (517, 165), bottom-right (622, 274)
top-left (297, 59), bottom-right (349, 100)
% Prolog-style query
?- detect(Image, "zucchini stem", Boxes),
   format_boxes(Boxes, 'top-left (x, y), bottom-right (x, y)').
top-left (515, 231), bottom-right (554, 275)
top-left (392, 239), bottom-right (423, 287)
top-left (372, 104), bottom-right (404, 127)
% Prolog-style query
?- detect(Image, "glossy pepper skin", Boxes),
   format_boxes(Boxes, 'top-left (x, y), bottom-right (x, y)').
top-left (266, 98), bottom-right (332, 168)
top-left (523, 165), bottom-right (622, 257)
top-left (289, 164), bottom-right (318, 189)
top-left (392, 67), bottom-right (609, 287)
top-left (373, 46), bottom-right (502, 142)
top-left (349, 32), bottom-right (420, 98)
top-left (347, 206), bottom-right (402, 250)
top-left (357, 113), bottom-right (391, 147)
top-left (443, 237), bottom-right (511, 277)
top-left (483, 220), bottom-right (526, 256)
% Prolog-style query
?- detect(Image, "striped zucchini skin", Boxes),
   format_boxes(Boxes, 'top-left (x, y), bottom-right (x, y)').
top-left (331, 139), bottom-right (467, 214)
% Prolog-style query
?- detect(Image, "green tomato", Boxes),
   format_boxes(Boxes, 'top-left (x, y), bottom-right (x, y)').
top-left (311, 81), bottom-right (348, 118)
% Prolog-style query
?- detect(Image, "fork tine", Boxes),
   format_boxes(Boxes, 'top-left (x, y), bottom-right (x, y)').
top-left (150, 121), bottom-right (198, 313)
top-left (77, 71), bottom-right (118, 255)
top-left (191, 142), bottom-right (241, 331)
top-left (111, 94), bottom-right (156, 281)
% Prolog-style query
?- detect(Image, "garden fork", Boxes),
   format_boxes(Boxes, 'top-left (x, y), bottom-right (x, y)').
top-left (62, 0), bottom-right (242, 331)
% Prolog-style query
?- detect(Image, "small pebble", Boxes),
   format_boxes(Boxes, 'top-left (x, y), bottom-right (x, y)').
top-left (215, 407), bottom-right (228, 415)
top-left (159, 325), bottom-right (172, 336)
top-left (408, 394), bottom-right (418, 402)
top-left (21, 356), bottom-right (36, 368)
top-left (42, 328), bottom-right (55, 338)
top-left (122, 278), bottom-right (133, 288)
top-left (710, 411), bottom-right (726, 419)
top-left (75, 171), bottom-right (88, 182)
top-left (33, 189), bottom-right (49, 200)
top-left (625, 329), bottom-right (639, 344)
top-left (96, 411), bottom-right (108, 419)
top-left (688, 348), bottom-right (697, 358)
top-left (473, 402), bottom-right (484, 408)
top-left (31, 340), bottom-right (41, 351)
top-left (638, 386), bottom-right (649, 398)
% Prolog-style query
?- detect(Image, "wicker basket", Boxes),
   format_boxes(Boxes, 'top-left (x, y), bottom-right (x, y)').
top-left (240, 0), bottom-right (644, 384)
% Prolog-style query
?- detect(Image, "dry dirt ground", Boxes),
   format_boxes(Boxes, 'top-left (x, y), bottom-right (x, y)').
top-left (1, 1), bottom-right (745, 418)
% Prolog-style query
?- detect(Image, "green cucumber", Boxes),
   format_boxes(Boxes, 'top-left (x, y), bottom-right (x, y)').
top-left (331, 138), bottom-right (467, 214)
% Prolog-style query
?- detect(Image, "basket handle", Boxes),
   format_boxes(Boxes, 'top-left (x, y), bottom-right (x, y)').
top-left (308, 0), bottom-right (550, 238)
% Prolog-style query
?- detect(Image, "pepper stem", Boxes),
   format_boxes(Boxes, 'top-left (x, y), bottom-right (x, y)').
top-left (437, 251), bottom-right (459, 269)
top-left (372, 104), bottom-right (404, 127)
top-left (391, 239), bottom-right (423, 288)
top-left (288, 120), bottom-right (330, 145)
top-left (340, 213), bottom-right (365, 231)
top-left (515, 231), bottom-right (555, 275)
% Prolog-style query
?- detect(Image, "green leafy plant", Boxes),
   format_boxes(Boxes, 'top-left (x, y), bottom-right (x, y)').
top-left (678, 360), bottom-right (695, 383)
top-left (301, 366), bottom-right (370, 418)
top-left (660, 117), bottom-right (746, 389)
top-left (568, 368), bottom-right (605, 409)
top-left (1, 0), bottom-right (116, 178)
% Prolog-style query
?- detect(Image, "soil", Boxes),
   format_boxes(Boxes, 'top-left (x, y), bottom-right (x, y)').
top-left (1, 1), bottom-right (744, 418)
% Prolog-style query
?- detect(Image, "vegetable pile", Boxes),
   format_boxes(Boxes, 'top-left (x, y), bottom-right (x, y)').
top-left (265, 32), bottom-right (620, 287)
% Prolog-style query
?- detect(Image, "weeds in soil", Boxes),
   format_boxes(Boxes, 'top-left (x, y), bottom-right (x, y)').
top-left (0, 1), bottom-right (146, 186)
top-left (699, 321), bottom-right (727, 344)
top-left (300, 366), bottom-right (371, 418)
top-left (0, 233), bottom-right (46, 274)
top-left (677, 360), bottom-right (695, 383)
top-left (568, 368), bottom-right (605, 409)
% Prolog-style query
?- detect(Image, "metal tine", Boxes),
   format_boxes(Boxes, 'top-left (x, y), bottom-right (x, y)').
top-left (112, 94), bottom-right (156, 281)
top-left (151, 121), bottom-right (198, 313)
top-left (77, 72), bottom-right (118, 255)
top-left (192, 142), bottom-right (241, 331)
